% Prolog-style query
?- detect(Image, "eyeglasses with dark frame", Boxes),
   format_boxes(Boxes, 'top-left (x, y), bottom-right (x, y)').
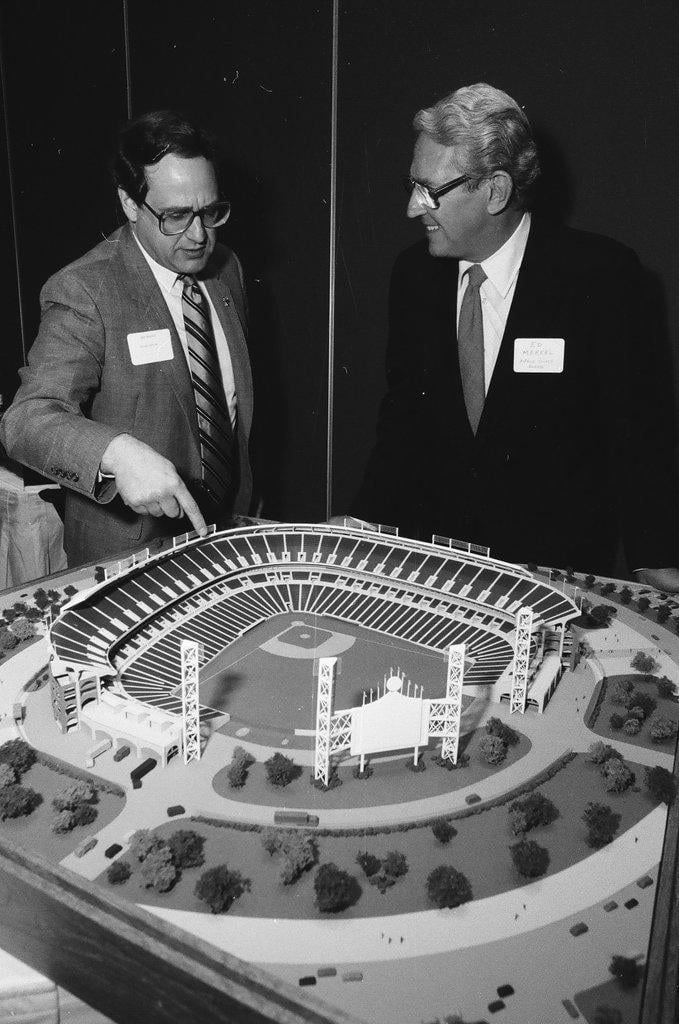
top-left (403, 174), bottom-right (471, 210)
top-left (142, 199), bottom-right (231, 236)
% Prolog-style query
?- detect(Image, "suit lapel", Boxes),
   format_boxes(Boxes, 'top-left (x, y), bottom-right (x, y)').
top-left (204, 275), bottom-right (253, 441)
top-left (474, 220), bottom-right (563, 446)
top-left (116, 226), bottom-right (198, 439)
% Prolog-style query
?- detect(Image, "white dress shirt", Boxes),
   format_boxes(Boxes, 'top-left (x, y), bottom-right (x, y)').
top-left (458, 212), bottom-right (531, 394)
top-left (134, 235), bottom-right (237, 427)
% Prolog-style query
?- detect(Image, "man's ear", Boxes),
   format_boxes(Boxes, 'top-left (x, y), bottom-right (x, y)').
top-left (118, 187), bottom-right (139, 224)
top-left (486, 171), bottom-right (514, 215)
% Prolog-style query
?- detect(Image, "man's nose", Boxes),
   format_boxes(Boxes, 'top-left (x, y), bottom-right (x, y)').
top-left (406, 189), bottom-right (426, 219)
top-left (186, 212), bottom-right (208, 241)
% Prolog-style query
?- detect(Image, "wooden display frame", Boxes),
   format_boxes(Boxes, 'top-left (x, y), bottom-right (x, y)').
top-left (0, 839), bottom-right (361, 1024)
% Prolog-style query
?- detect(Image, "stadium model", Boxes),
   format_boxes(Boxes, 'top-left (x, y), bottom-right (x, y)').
top-left (3, 520), bottom-right (677, 1024)
top-left (47, 521), bottom-right (579, 750)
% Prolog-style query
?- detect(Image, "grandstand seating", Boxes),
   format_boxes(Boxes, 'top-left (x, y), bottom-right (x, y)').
top-left (49, 524), bottom-right (579, 718)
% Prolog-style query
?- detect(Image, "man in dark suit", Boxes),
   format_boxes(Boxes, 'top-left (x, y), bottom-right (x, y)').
top-left (1, 111), bottom-right (253, 566)
top-left (354, 83), bottom-right (679, 589)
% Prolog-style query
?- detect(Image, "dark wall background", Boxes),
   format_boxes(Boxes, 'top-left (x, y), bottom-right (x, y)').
top-left (333, 0), bottom-right (679, 512)
top-left (2, 1), bottom-right (678, 534)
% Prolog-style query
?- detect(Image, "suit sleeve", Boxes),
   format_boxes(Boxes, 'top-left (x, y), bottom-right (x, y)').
top-left (0, 270), bottom-right (122, 500)
top-left (352, 248), bottom-right (430, 536)
top-left (596, 246), bottom-right (679, 569)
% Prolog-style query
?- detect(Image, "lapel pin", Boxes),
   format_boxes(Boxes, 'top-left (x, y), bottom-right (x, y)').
top-left (222, 295), bottom-right (231, 307)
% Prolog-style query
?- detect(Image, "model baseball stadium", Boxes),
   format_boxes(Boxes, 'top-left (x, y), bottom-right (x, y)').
top-left (1, 520), bottom-right (678, 1024)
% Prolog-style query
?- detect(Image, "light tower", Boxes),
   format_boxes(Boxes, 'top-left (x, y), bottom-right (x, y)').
top-left (180, 639), bottom-right (204, 764)
top-left (510, 607), bottom-right (534, 714)
top-left (314, 657), bottom-right (337, 785)
top-left (428, 643), bottom-right (465, 764)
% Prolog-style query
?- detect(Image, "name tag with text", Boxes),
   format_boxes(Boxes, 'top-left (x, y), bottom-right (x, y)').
top-left (513, 337), bottom-right (565, 374)
top-left (127, 329), bottom-right (174, 366)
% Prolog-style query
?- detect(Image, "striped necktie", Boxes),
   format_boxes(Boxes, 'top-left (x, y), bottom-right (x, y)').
top-left (181, 275), bottom-right (234, 505)
top-left (458, 263), bottom-right (487, 435)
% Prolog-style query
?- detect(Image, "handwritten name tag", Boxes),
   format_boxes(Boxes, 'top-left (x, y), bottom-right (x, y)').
top-left (513, 337), bottom-right (565, 374)
top-left (127, 329), bottom-right (174, 366)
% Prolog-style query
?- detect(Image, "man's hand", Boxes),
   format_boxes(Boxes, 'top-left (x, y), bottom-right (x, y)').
top-left (634, 568), bottom-right (679, 593)
top-left (100, 434), bottom-right (207, 536)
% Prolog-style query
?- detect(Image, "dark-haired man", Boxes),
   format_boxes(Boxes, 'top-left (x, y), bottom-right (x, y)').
top-left (354, 83), bottom-right (679, 590)
top-left (1, 111), bottom-right (253, 565)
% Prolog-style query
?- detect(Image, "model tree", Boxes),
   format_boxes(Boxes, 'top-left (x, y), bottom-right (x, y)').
top-left (426, 866), bottom-right (472, 909)
top-left (227, 746), bottom-right (255, 788)
top-left (140, 844), bottom-right (177, 892)
top-left (610, 680), bottom-right (634, 706)
top-left (168, 829), bottom-right (206, 869)
top-left (645, 765), bottom-right (676, 804)
top-left (509, 839), bottom-right (549, 878)
top-left (0, 764), bottom-right (16, 788)
top-left (587, 741), bottom-right (623, 765)
top-left (195, 865), bottom-right (251, 913)
top-left (608, 954), bottom-right (641, 989)
top-left (583, 802), bottom-right (621, 847)
top-left (432, 818), bottom-right (457, 844)
top-left (601, 759), bottom-right (634, 793)
top-left (107, 860), bottom-right (132, 885)
top-left (508, 791), bottom-right (559, 835)
top-left (479, 734), bottom-right (507, 766)
top-left (52, 780), bottom-right (96, 812)
top-left (609, 712), bottom-right (625, 731)
top-left (0, 738), bottom-right (37, 775)
top-left (0, 784), bottom-right (41, 820)
top-left (383, 850), bottom-right (409, 878)
top-left (657, 604), bottom-right (671, 624)
top-left (356, 851), bottom-right (381, 878)
top-left (9, 618), bottom-right (35, 642)
top-left (586, 605), bottom-right (616, 629)
top-left (368, 850), bottom-right (410, 894)
top-left (637, 596), bottom-right (651, 613)
top-left (264, 752), bottom-right (303, 787)
top-left (485, 717), bottom-right (519, 747)
top-left (314, 863), bottom-right (361, 912)
top-left (657, 676), bottom-right (675, 700)
top-left (129, 829), bottom-right (164, 862)
top-left (629, 691), bottom-right (657, 717)
top-left (631, 650), bottom-right (658, 676)
top-left (623, 718), bottom-right (641, 736)
top-left (279, 832), bottom-right (318, 885)
top-left (619, 586), bottom-right (632, 604)
top-left (650, 714), bottom-right (676, 744)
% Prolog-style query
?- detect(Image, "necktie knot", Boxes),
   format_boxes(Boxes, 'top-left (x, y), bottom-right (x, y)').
top-left (465, 263), bottom-right (487, 290)
top-left (179, 273), bottom-right (199, 298)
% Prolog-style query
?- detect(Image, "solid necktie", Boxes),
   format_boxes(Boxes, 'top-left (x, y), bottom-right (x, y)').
top-left (457, 263), bottom-right (487, 434)
top-left (181, 275), bottom-right (234, 504)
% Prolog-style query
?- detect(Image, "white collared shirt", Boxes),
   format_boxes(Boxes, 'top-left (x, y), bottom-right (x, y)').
top-left (133, 234), bottom-right (237, 427)
top-left (458, 212), bottom-right (531, 394)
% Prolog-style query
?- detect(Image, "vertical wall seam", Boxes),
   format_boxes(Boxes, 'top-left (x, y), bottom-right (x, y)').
top-left (0, 14), bottom-right (26, 368)
top-left (123, 0), bottom-right (132, 119)
top-left (325, 0), bottom-right (339, 519)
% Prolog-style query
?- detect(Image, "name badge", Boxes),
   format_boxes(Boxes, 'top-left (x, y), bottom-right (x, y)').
top-left (513, 337), bottom-right (565, 374)
top-left (127, 329), bottom-right (174, 366)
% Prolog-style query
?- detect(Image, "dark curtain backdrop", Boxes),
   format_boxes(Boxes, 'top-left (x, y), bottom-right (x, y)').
top-left (2, 0), bottom-right (678, 540)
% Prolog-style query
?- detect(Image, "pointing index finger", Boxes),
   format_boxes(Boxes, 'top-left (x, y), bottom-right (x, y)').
top-left (175, 481), bottom-right (208, 537)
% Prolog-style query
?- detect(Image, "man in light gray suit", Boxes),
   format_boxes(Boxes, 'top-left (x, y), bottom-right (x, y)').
top-left (1, 111), bottom-right (253, 566)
